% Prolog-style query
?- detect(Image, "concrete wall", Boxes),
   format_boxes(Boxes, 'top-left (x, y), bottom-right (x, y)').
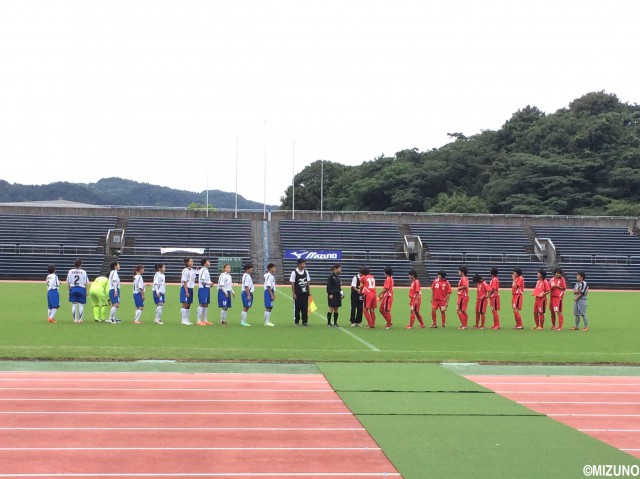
top-left (1, 205), bottom-right (638, 228)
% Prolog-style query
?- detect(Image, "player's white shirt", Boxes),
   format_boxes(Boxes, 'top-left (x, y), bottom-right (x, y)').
top-left (351, 274), bottom-right (361, 288)
top-left (199, 267), bottom-right (212, 288)
top-left (133, 274), bottom-right (145, 294)
top-left (242, 272), bottom-right (255, 293)
top-left (108, 270), bottom-right (120, 291)
top-left (264, 272), bottom-right (276, 292)
top-left (289, 268), bottom-right (311, 283)
top-left (67, 268), bottom-right (89, 288)
top-left (181, 267), bottom-right (196, 288)
top-left (153, 272), bottom-right (166, 295)
top-left (46, 273), bottom-right (60, 290)
top-left (217, 272), bottom-right (233, 292)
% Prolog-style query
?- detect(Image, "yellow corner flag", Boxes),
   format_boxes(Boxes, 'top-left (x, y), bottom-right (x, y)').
top-left (308, 295), bottom-right (318, 313)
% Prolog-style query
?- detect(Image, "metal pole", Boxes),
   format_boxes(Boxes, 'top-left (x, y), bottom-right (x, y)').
top-left (292, 140), bottom-right (295, 220)
top-left (206, 159), bottom-right (209, 218)
top-left (263, 120), bottom-right (267, 219)
top-left (234, 139), bottom-right (238, 219)
top-left (320, 160), bottom-right (324, 220)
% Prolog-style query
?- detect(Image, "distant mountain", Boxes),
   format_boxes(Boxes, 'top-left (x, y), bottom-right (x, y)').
top-left (0, 177), bottom-right (274, 210)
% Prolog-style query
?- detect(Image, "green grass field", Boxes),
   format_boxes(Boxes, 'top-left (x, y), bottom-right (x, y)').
top-left (1, 282), bottom-right (639, 364)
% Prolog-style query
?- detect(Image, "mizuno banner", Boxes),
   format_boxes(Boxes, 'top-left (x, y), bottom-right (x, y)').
top-left (284, 250), bottom-right (342, 260)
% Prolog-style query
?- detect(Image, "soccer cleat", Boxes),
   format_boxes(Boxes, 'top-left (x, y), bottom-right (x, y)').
top-left (571, 327), bottom-right (579, 330)
top-left (204, 321), bottom-right (213, 326)
top-left (333, 323), bottom-right (340, 328)
top-left (385, 325), bottom-right (392, 330)
top-left (240, 322), bottom-right (251, 327)
top-left (220, 321), bottom-right (227, 325)
top-left (531, 326), bottom-right (538, 330)
top-left (458, 326), bottom-right (467, 330)
top-left (430, 324), bottom-right (438, 328)
top-left (327, 324), bottom-right (333, 327)
top-left (350, 323), bottom-right (357, 327)
top-left (197, 321), bottom-right (206, 326)
top-left (551, 326), bottom-right (557, 330)
top-left (473, 325), bottom-right (479, 329)
top-left (134, 320), bottom-right (142, 324)
top-left (555, 328), bottom-right (562, 331)
top-left (582, 328), bottom-right (588, 332)
top-left (418, 324), bottom-right (426, 329)
top-left (404, 325), bottom-right (413, 329)
top-left (479, 327), bottom-right (484, 330)
top-left (182, 321), bottom-right (192, 326)
top-left (155, 320), bottom-right (164, 325)
top-left (47, 317), bottom-right (56, 323)
top-left (264, 322), bottom-right (275, 327)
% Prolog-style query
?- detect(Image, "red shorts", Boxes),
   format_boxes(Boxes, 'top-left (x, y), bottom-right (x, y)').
top-left (534, 297), bottom-right (547, 314)
top-left (379, 295), bottom-right (393, 313)
top-left (457, 296), bottom-right (469, 312)
top-left (550, 297), bottom-right (563, 313)
top-left (475, 297), bottom-right (488, 314)
top-left (512, 295), bottom-right (522, 310)
top-left (410, 297), bottom-right (422, 311)
top-left (490, 295), bottom-right (500, 311)
top-left (431, 299), bottom-right (447, 311)
top-left (364, 292), bottom-right (378, 309)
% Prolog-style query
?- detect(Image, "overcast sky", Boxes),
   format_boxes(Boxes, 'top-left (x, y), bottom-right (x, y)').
top-left (0, 1), bottom-right (638, 206)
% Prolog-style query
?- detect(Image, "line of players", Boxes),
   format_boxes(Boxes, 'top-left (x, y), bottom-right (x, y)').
top-left (45, 258), bottom-right (589, 331)
top-left (349, 265), bottom-right (589, 331)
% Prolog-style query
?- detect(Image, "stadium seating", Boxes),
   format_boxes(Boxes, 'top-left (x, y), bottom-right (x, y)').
top-left (280, 220), bottom-right (413, 286)
top-left (116, 217), bottom-right (252, 283)
top-left (0, 214), bottom-right (116, 280)
top-left (532, 225), bottom-right (640, 288)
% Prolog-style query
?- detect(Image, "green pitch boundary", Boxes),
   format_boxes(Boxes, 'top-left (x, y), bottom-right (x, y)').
top-left (0, 360), bottom-right (319, 374)
top-left (318, 363), bottom-right (639, 479)
top-left (442, 362), bottom-right (640, 376)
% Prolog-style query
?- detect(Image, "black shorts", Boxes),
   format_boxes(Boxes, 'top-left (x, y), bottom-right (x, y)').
top-left (328, 295), bottom-right (342, 308)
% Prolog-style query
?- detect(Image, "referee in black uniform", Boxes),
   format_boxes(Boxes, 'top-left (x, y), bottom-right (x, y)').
top-left (326, 263), bottom-right (342, 327)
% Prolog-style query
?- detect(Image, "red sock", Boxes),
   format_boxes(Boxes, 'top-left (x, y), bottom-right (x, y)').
top-left (558, 313), bottom-right (563, 329)
top-left (492, 310), bottom-right (500, 328)
top-left (370, 311), bottom-right (376, 327)
top-left (534, 314), bottom-right (540, 327)
top-left (462, 312), bottom-right (469, 328)
top-left (384, 312), bottom-right (392, 327)
top-left (514, 311), bottom-right (522, 327)
top-left (458, 311), bottom-right (465, 327)
top-left (475, 313), bottom-right (480, 327)
top-left (363, 310), bottom-right (372, 327)
top-left (441, 312), bottom-right (446, 327)
top-left (431, 310), bottom-right (437, 325)
top-left (540, 314), bottom-right (545, 328)
top-left (416, 312), bottom-right (424, 326)
top-left (480, 314), bottom-right (485, 328)
top-left (550, 312), bottom-right (556, 327)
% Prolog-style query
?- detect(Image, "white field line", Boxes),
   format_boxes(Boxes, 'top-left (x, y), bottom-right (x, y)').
top-left (277, 290), bottom-right (381, 352)
top-left (0, 399), bottom-right (342, 403)
top-left (0, 427), bottom-right (363, 431)
top-left (0, 388), bottom-right (334, 392)
top-left (0, 447), bottom-right (381, 451)
top-left (0, 474), bottom-right (402, 478)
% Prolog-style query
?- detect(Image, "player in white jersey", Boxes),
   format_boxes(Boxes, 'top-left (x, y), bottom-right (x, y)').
top-left (217, 263), bottom-right (235, 325)
top-left (197, 258), bottom-right (213, 326)
top-left (132, 264), bottom-right (145, 324)
top-left (108, 261), bottom-right (122, 324)
top-left (180, 257), bottom-right (197, 325)
top-left (240, 263), bottom-right (255, 327)
top-left (263, 263), bottom-right (276, 326)
top-left (152, 263), bottom-right (166, 325)
top-left (66, 259), bottom-right (89, 323)
top-left (46, 264), bottom-right (60, 323)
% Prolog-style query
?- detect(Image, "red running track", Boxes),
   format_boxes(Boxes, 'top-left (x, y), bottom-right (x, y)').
top-left (467, 375), bottom-right (640, 459)
top-left (0, 371), bottom-right (400, 478)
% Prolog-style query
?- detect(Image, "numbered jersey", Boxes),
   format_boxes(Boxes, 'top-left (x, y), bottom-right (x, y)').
top-left (67, 268), bottom-right (89, 288)
top-left (361, 274), bottom-right (376, 295)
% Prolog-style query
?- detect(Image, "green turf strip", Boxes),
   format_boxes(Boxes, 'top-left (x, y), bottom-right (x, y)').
top-left (0, 361), bottom-right (319, 374)
top-left (443, 362), bottom-right (640, 376)
top-left (358, 415), bottom-right (639, 479)
top-left (320, 363), bottom-right (640, 479)
top-left (317, 362), bottom-right (488, 391)
top-left (337, 391), bottom-right (537, 416)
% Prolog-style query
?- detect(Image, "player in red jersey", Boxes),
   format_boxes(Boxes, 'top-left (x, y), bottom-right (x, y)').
top-left (359, 266), bottom-right (377, 328)
top-left (488, 267), bottom-right (501, 329)
top-left (511, 267), bottom-right (525, 330)
top-left (473, 274), bottom-right (491, 329)
top-left (532, 269), bottom-right (551, 330)
top-left (549, 267), bottom-right (567, 331)
top-left (406, 269), bottom-right (424, 329)
top-left (430, 270), bottom-right (451, 328)
top-left (456, 265), bottom-right (469, 329)
top-left (378, 267), bottom-right (394, 330)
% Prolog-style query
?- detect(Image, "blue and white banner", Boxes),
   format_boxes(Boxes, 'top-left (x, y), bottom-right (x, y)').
top-left (285, 250), bottom-right (342, 260)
